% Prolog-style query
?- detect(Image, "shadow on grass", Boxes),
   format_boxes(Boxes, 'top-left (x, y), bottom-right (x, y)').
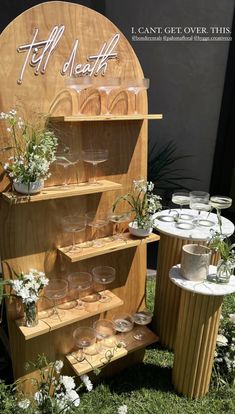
top-left (107, 362), bottom-right (174, 395)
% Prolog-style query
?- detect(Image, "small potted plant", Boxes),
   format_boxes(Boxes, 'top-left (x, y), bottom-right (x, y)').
top-left (208, 230), bottom-right (235, 283)
top-left (113, 179), bottom-right (162, 237)
top-left (0, 109), bottom-right (58, 194)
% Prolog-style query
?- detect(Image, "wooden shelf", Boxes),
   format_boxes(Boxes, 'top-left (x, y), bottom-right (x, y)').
top-left (66, 326), bottom-right (159, 376)
top-left (17, 290), bottom-right (123, 340)
top-left (51, 114), bottom-right (163, 122)
top-left (58, 232), bottom-right (160, 262)
top-left (2, 180), bottom-right (122, 204)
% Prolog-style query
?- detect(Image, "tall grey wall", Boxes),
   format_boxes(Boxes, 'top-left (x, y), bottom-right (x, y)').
top-left (106, 0), bottom-right (234, 193)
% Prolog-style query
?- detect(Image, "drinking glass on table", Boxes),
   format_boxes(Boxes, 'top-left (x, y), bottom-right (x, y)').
top-left (93, 319), bottom-right (116, 351)
top-left (44, 279), bottom-right (68, 319)
top-left (189, 191), bottom-right (211, 226)
top-left (86, 212), bottom-right (109, 247)
top-left (68, 272), bottom-right (93, 310)
top-left (210, 195), bottom-right (232, 233)
top-left (62, 214), bottom-right (87, 252)
top-left (108, 211), bottom-right (131, 240)
top-left (55, 151), bottom-right (79, 187)
top-left (132, 309), bottom-right (153, 341)
top-left (65, 77), bottom-right (92, 114)
top-left (92, 265), bottom-right (116, 302)
top-left (112, 313), bottom-right (134, 347)
top-left (171, 191), bottom-right (191, 220)
top-left (123, 78), bottom-right (150, 114)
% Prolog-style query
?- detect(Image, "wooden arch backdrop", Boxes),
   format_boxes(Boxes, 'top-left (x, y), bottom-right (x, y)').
top-left (0, 1), bottom-right (151, 382)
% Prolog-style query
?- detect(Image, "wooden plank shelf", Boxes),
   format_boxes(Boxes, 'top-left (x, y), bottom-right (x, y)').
top-left (66, 326), bottom-right (159, 376)
top-left (2, 180), bottom-right (122, 204)
top-left (17, 290), bottom-right (123, 340)
top-left (58, 232), bottom-right (160, 262)
top-left (51, 114), bottom-right (163, 122)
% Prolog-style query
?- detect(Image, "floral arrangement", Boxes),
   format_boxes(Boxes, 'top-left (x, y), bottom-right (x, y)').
top-left (213, 313), bottom-right (235, 386)
top-left (0, 355), bottom-right (93, 413)
top-left (113, 180), bottom-right (162, 229)
top-left (10, 269), bottom-right (49, 304)
top-left (208, 230), bottom-right (235, 264)
top-left (0, 109), bottom-right (58, 184)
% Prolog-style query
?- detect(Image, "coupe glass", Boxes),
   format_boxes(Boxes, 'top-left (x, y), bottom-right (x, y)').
top-left (132, 309), bottom-right (153, 341)
top-left (68, 272), bottom-right (93, 310)
top-left (82, 149), bottom-right (109, 184)
top-left (108, 211), bottom-right (131, 240)
top-left (124, 78), bottom-right (150, 114)
top-left (44, 279), bottom-right (68, 319)
top-left (189, 191), bottom-right (211, 226)
top-left (171, 191), bottom-right (192, 220)
top-left (65, 76), bottom-right (92, 114)
top-left (73, 326), bottom-right (97, 362)
top-left (93, 319), bottom-right (116, 350)
top-left (92, 77), bottom-right (120, 114)
top-left (92, 265), bottom-right (116, 302)
top-left (210, 195), bottom-right (232, 233)
top-left (112, 313), bottom-right (134, 347)
top-left (62, 214), bottom-right (87, 252)
top-left (55, 151), bottom-right (80, 187)
top-left (86, 213), bottom-right (109, 247)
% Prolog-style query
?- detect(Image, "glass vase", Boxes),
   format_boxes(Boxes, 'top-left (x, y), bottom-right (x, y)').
top-left (216, 259), bottom-right (233, 284)
top-left (24, 301), bottom-right (38, 327)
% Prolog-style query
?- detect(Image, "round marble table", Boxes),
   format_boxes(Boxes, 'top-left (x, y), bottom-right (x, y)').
top-left (170, 265), bottom-right (235, 399)
top-left (152, 208), bottom-right (234, 350)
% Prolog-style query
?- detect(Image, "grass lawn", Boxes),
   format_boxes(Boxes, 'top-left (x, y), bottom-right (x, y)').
top-left (78, 279), bottom-right (235, 414)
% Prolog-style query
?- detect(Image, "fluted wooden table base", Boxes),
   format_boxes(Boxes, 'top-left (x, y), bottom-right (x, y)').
top-left (153, 234), bottom-right (219, 350)
top-left (172, 290), bottom-right (223, 398)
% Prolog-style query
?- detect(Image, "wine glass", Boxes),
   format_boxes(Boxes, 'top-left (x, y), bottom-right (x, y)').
top-left (44, 279), bottom-right (68, 319)
top-left (73, 326), bottom-right (97, 362)
top-left (62, 214), bottom-right (87, 252)
top-left (65, 76), bottom-right (92, 114)
top-left (108, 211), bottom-right (131, 240)
top-left (132, 309), bottom-right (153, 341)
top-left (189, 191), bottom-right (210, 226)
top-left (68, 272), bottom-right (93, 310)
top-left (86, 212), bottom-right (109, 247)
top-left (82, 149), bottom-right (109, 184)
top-left (92, 77), bottom-right (121, 114)
top-left (171, 191), bottom-right (191, 220)
top-left (92, 265), bottom-right (116, 302)
top-left (210, 195), bottom-right (232, 233)
top-left (55, 151), bottom-right (79, 187)
top-left (112, 313), bottom-right (134, 347)
top-left (93, 319), bottom-right (116, 351)
top-left (123, 78), bottom-right (150, 114)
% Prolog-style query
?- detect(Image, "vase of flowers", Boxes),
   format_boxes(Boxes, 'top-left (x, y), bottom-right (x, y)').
top-left (0, 109), bottom-right (58, 194)
top-left (10, 269), bottom-right (49, 327)
top-left (113, 179), bottom-right (162, 237)
top-left (208, 230), bottom-right (235, 283)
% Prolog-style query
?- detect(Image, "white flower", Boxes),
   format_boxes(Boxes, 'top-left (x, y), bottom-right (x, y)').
top-left (34, 391), bottom-right (43, 403)
top-left (67, 389), bottom-right (80, 407)
top-left (18, 399), bottom-right (30, 409)
top-left (81, 374), bottom-right (93, 391)
top-left (3, 163), bottom-right (9, 170)
top-left (54, 360), bottom-right (63, 373)
top-left (217, 334), bottom-right (228, 346)
top-left (60, 375), bottom-right (76, 392)
top-left (117, 405), bottom-right (128, 414)
top-left (229, 313), bottom-right (235, 325)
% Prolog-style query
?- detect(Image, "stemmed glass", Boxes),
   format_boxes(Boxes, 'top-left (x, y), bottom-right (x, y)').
top-left (189, 191), bottom-right (211, 226)
top-left (132, 309), bottom-right (153, 341)
top-left (68, 272), bottom-right (93, 310)
top-left (92, 265), bottom-right (116, 302)
top-left (55, 151), bottom-right (79, 187)
top-left (93, 319), bottom-right (116, 351)
top-left (108, 211), bottom-right (131, 240)
top-left (87, 213), bottom-right (109, 247)
top-left (82, 149), bottom-right (109, 184)
top-left (124, 78), bottom-right (150, 114)
top-left (171, 191), bottom-right (191, 220)
top-left (44, 279), bottom-right (68, 319)
top-left (92, 77), bottom-right (121, 114)
top-left (73, 326), bottom-right (97, 362)
top-left (112, 313), bottom-right (134, 347)
top-left (65, 76), bottom-right (92, 114)
top-left (62, 214), bottom-right (87, 252)
top-left (210, 196), bottom-right (232, 233)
